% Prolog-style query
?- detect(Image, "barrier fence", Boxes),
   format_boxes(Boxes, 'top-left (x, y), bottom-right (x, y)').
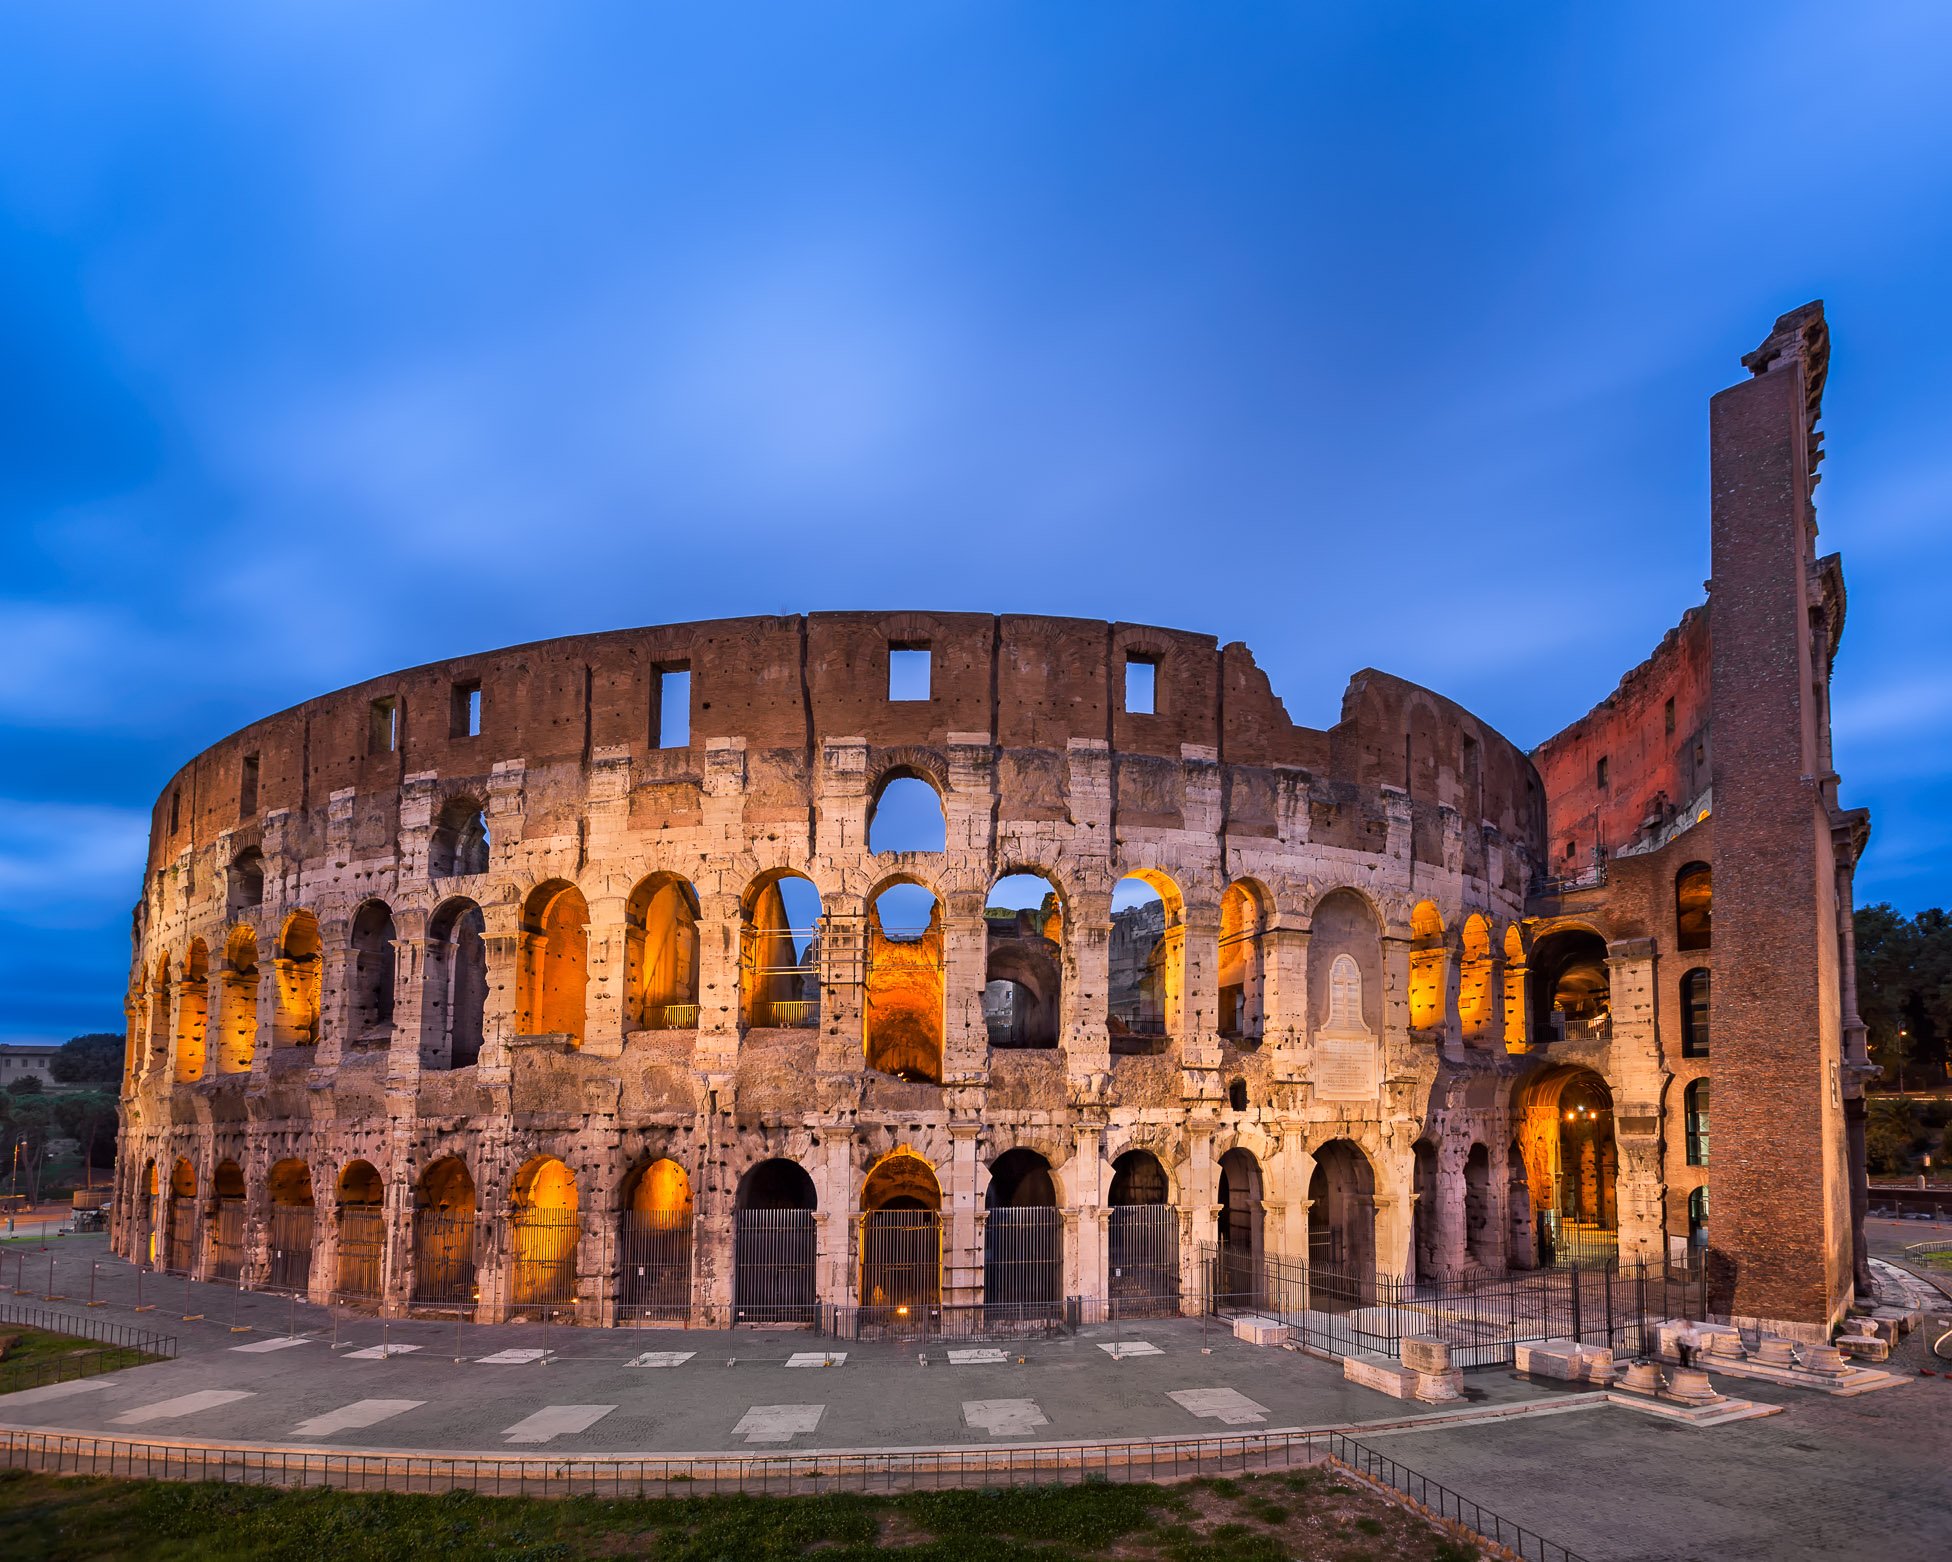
top-left (0, 1423), bottom-right (1582, 1558)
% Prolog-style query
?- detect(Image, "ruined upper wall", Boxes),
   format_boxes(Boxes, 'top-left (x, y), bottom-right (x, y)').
top-left (1532, 606), bottom-right (1713, 870)
top-left (140, 612), bottom-right (1542, 879)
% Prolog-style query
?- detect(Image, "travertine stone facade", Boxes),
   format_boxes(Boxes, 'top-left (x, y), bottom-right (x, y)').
top-left (114, 305), bottom-right (1866, 1337)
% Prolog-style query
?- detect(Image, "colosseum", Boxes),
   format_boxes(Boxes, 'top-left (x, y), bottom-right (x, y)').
top-left (112, 302), bottom-right (1872, 1342)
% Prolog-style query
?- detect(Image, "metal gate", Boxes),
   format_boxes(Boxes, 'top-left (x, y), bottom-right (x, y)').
top-left (1108, 1205), bottom-right (1179, 1316)
top-left (266, 1204), bottom-right (314, 1293)
top-left (209, 1200), bottom-right (245, 1283)
top-left (984, 1206), bottom-right (1062, 1321)
top-left (734, 1208), bottom-right (818, 1324)
top-left (335, 1206), bottom-right (386, 1301)
top-left (859, 1209), bottom-right (939, 1326)
top-left (413, 1211), bottom-right (477, 1308)
top-left (618, 1211), bottom-right (693, 1321)
top-left (164, 1196), bottom-right (198, 1275)
top-left (509, 1210), bottom-right (580, 1310)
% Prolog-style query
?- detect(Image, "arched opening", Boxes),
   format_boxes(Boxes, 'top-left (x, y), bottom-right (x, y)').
top-left (1530, 928), bottom-right (1611, 1045)
top-left (1412, 1140), bottom-right (1441, 1280)
top-left (1506, 1139), bottom-right (1534, 1270)
top-left (865, 880), bottom-right (943, 1082)
top-left (227, 847), bottom-right (265, 918)
top-left (1408, 901), bottom-right (1446, 1031)
top-left (218, 928), bottom-right (259, 1074)
top-left (984, 1148), bottom-right (1061, 1321)
top-left (1108, 873), bottom-right (1181, 1054)
top-left (208, 1160), bottom-right (246, 1282)
top-left (430, 797), bottom-right (490, 879)
top-left (349, 900), bottom-right (397, 1040)
top-left (276, 910), bottom-right (322, 1048)
top-left (1308, 1140), bottom-right (1376, 1309)
top-left (1218, 882), bottom-right (1268, 1045)
top-left (147, 954), bottom-right (172, 1073)
top-left (1685, 1079), bottom-right (1710, 1166)
top-left (1216, 1148), bottom-right (1265, 1308)
top-left (1681, 968), bottom-right (1710, 1058)
top-left (1464, 1144), bottom-right (1496, 1269)
top-left (741, 872), bottom-right (822, 1030)
top-left (1513, 1066), bottom-right (1617, 1266)
top-left (1687, 1184), bottom-right (1710, 1249)
top-left (1309, 890), bottom-right (1382, 1103)
top-left (335, 1159), bottom-right (385, 1301)
top-left (859, 1152), bottom-right (942, 1325)
top-left (733, 1158), bottom-right (818, 1324)
top-left (173, 940), bottom-right (210, 1083)
top-left (1502, 925), bottom-right (1528, 1048)
top-left (1108, 1149), bottom-right (1177, 1315)
top-left (266, 1159), bottom-right (314, 1293)
top-left (422, 898), bottom-right (487, 1070)
top-left (519, 882), bottom-right (588, 1044)
top-left (164, 1159), bottom-right (198, 1275)
top-left (867, 773), bottom-right (946, 854)
top-left (618, 1158), bottom-right (693, 1321)
top-left (413, 1157), bottom-right (476, 1309)
top-left (509, 1156), bottom-right (580, 1311)
top-left (625, 874), bottom-right (701, 1031)
top-left (984, 873), bottom-right (1063, 1049)
top-left (1676, 862), bottom-right (1712, 952)
top-left (1458, 914), bottom-right (1494, 1042)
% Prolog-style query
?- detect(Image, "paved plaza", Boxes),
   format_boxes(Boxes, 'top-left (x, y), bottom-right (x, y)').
top-left (5, 1223), bottom-right (1951, 1562)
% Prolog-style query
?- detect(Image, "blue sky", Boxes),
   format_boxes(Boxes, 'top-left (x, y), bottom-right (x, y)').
top-left (3, 4), bottom-right (1949, 1046)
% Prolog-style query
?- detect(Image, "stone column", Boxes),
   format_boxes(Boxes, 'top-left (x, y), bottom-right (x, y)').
top-left (1607, 940), bottom-right (1667, 1268)
top-left (1261, 925), bottom-right (1309, 1053)
top-left (1065, 894), bottom-right (1114, 1078)
top-left (1069, 1124), bottom-right (1106, 1303)
top-left (941, 895), bottom-right (991, 1083)
top-left (313, 918), bottom-right (353, 1072)
top-left (1434, 1156), bottom-right (1467, 1281)
top-left (582, 892), bottom-right (629, 1058)
top-left (1180, 1124), bottom-right (1218, 1301)
top-left (944, 1123), bottom-right (983, 1310)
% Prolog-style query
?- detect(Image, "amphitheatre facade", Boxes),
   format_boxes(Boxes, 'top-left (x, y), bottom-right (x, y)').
top-left (113, 304), bottom-right (1871, 1341)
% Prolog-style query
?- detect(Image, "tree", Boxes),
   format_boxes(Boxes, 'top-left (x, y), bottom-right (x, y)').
top-left (1855, 904), bottom-right (1952, 1089)
top-left (5, 1074), bottom-right (44, 1096)
top-left (0, 1093), bottom-right (56, 1204)
top-left (51, 1091), bottom-right (119, 1189)
top-left (51, 1033), bottom-right (123, 1085)
top-left (1866, 1098), bottom-right (1920, 1176)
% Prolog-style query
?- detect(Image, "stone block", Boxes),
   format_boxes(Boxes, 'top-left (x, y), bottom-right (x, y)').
top-left (1413, 1365), bottom-right (1464, 1403)
top-left (1343, 1352), bottom-right (1420, 1400)
top-left (1232, 1314), bottom-right (1292, 1348)
top-left (1515, 1338), bottom-right (1615, 1384)
top-left (1834, 1333), bottom-right (1890, 1362)
top-left (1400, 1335), bottom-right (1451, 1374)
top-left (1620, 1360), bottom-right (1665, 1395)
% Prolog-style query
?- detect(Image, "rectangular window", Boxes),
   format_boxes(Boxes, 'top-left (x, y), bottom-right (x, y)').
top-left (1124, 654), bottom-right (1157, 715)
top-left (239, 753), bottom-right (260, 818)
top-left (888, 645), bottom-right (931, 701)
top-left (655, 667), bottom-right (691, 748)
top-left (369, 696), bottom-right (398, 754)
top-left (169, 788), bottom-right (180, 833)
top-left (1595, 755), bottom-right (1609, 791)
top-left (1664, 696), bottom-right (1676, 735)
top-left (451, 680), bottom-right (482, 738)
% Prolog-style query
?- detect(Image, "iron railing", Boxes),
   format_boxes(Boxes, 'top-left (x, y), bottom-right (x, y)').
top-left (617, 1211), bottom-right (693, 1321)
top-left (733, 1208), bottom-right (818, 1324)
top-left (412, 1211), bottom-right (477, 1309)
top-left (334, 1206), bottom-right (386, 1302)
top-left (163, 1197), bottom-right (197, 1276)
top-left (508, 1209), bottom-right (579, 1311)
top-left (1108, 1205), bottom-right (1180, 1316)
top-left (208, 1200), bottom-right (245, 1283)
top-left (265, 1205), bottom-right (315, 1295)
top-left (858, 1208), bottom-right (939, 1329)
top-left (983, 1206), bottom-right (1063, 1323)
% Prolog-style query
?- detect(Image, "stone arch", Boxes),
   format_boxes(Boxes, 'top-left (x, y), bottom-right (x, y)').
top-left (625, 873), bottom-right (701, 1031)
top-left (423, 897), bottom-right (487, 1070)
top-left (741, 870), bottom-right (823, 1030)
top-left (984, 1147), bottom-right (1061, 1320)
top-left (218, 926), bottom-right (259, 1074)
top-left (1308, 1138), bottom-right (1377, 1307)
top-left (348, 899), bottom-right (397, 1039)
top-left (1108, 869), bottom-right (1183, 1052)
top-left (1676, 861), bottom-right (1712, 952)
top-left (430, 796), bottom-right (490, 879)
top-left (265, 1156), bottom-right (315, 1294)
top-left (509, 1155), bottom-right (580, 1310)
top-left (276, 909), bottom-right (322, 1048)
top-left (733, 1157), bottom-right (818, 1324)
top-left (164, 1157), bottom-right (198, 1274)
top-left (1459, 913), bottom-right (1494, 1041)
top-left (519, 880), bottom-right (588, 1043)
top-left (1408, 900), bottom-right (1445, 1031)
top-left (1108, 1148), bottom-right (1177, 1314)
top-left (173, 939), bottom-right (210, 1083)
top-left (226, 846), bottom-right (265, 917)
top-left (1218, 879), bottom-right (1270, 1044)
top-left (618, 1157), bottom-right (694, 1320)
top-left (334, 1158), bottom-right (385, 1301)
top-left (207, 1158), bottom-right (246, 1281)
top-left (1530, 926), bottom-right (1611, 1045)
top-left (984, 871), bottom-right (1063, 1050)
top-left (1502, 923), bottom-right (1528, 1045)
top-left (1216, 1146), bottom-right (1266, 1306)
top-left (865, 875), bottom-right (944, 1082)
top-left (148, 952), bottom-right (173, 1072)
top-left (1308, 887), bottom-right (1382, 1037)
top-left (1412, 1139), bottom-right (1441, 1279)
top-left (859, 1151), bottom-right (942, 1320)
top-left (867, 770), bottom-right (947, 854)
top-left (413, 1155), bottom-right (477, 1309)
top-left (1513, 1065), bottom-right (1617, 1263)
top-left (1464, 1142), bottom-right (1496, 1268)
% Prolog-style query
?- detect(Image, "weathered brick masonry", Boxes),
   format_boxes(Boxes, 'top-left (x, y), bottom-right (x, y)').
top-left (114, 305), bottom-right (1868, 1339)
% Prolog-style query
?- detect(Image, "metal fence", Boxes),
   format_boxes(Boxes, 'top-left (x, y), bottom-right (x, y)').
top-left (858, 1208), bottom-right (939, 1330)
top-left (0, 1424), bottom-right (1583, 1557)
top-left (412, 1211), bottom-right (477, 1309)
top-left (1108, 1205), bottom-right (1180, 1317)
top-left (334, 1206), bottom-right (386, 1302)
top-left (617, 1212), bottom-right (693, 1321)
top-left (0, 1301), bottom-right (177, 1358)
top-left (983, 1207), bottom-right (1063, 1323)
top-left (266, 1205), bottom-right (314, 1295)
top-left (1201, 1245), bottom-right (1710, 1367)
top-left (208, 1200), bottom-right (245, 1284)
top-left (733, 1208), bottom-right (817, 1324)
top-left (163, 1197), bottom-right (197, 1275)
top-left (509, 1210), bottom-right (580, 1312)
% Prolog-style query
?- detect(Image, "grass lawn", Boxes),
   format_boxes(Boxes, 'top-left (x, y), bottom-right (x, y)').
top-left (0, 1466), bottom-right (1483, 1561)
top-left (0, 1327), bottom-right (154, 1392)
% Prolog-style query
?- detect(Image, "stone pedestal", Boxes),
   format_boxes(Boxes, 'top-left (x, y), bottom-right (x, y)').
top-left (1620, 1360), bottom-right (1665, 1395)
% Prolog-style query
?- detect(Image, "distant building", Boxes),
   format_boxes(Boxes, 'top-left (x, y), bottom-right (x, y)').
top-left (0, 1044), bottom-right (61, 1087)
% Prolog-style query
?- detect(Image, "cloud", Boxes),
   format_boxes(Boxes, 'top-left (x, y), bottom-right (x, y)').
top-left (0, 798), bottom-right (149, 933)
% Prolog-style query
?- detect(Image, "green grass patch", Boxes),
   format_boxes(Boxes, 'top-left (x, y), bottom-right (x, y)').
top-left (0, 1327), bottom-right (154, 1393)
top-left (0, 1465), bottom-right (1496, 1561)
